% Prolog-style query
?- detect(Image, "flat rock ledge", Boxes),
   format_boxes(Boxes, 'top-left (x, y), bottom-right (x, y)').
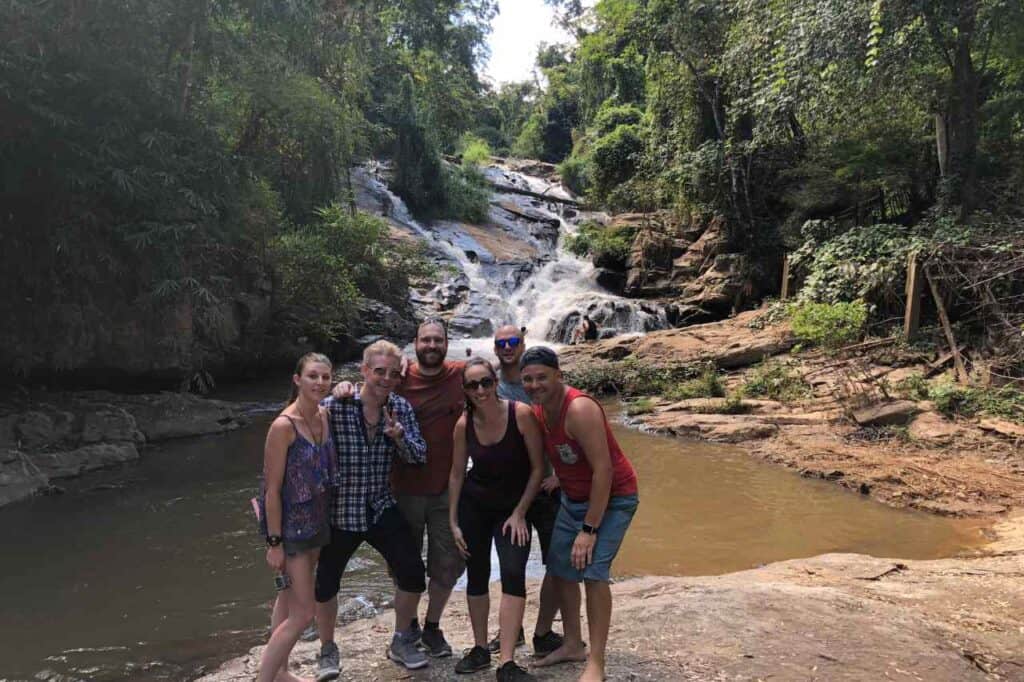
top-left (0, 391), bottom-right (247, 507)
top-left (200, 550), bottom-right (1024, 681)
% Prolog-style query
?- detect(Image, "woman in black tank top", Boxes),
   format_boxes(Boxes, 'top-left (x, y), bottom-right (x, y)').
top-left (448, 358), bottom-right (545, 679)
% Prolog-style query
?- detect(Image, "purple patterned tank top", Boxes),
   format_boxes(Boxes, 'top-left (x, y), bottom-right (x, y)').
top-left (259, 414), bottom-right (336, 542)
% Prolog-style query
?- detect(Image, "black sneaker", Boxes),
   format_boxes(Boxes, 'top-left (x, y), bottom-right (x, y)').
top-left (419, 625), bottom-right (453, 658)
top-left (532, 630), bottom-right (564, 657)
top-left (455, 645), bottom-right (491, 674)
top-left (496, 661), bottom-right (536, 681)
top-left (487, 627), bottom-right (526, 653)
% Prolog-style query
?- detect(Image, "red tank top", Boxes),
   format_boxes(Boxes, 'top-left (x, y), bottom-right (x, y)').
top-left (532, 387), bottom-right (638, 502)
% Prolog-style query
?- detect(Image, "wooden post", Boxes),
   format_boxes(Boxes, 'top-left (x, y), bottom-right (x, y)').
top-left (780, 254), bottom-right (791, 301)
top-left (903, 252), bottom-right (923, 342)
top-left (925, 266), bottom-right (969, 385)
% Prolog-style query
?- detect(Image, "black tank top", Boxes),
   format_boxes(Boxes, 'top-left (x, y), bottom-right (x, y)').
top-left (465, 401), bottom-right (531, 510)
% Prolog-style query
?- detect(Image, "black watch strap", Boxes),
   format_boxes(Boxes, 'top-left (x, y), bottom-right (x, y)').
top-left (581, 523), bottom-right (598, 535)
top-left (266, 534), bottom-right (283, 547)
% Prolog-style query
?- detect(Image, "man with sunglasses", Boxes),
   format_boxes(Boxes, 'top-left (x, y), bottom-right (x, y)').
top-left (490, 325), bottom-right (565, 658)
top-left (314, 340), bottom-right (431, 678)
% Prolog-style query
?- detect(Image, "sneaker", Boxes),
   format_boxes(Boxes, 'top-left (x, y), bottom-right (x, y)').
top-left (487, 627), bottom-right (526, 653)
top-left (419, 625), bottom-right (453, 657)
top-left (496, 661), bottom-right (537, 681)
top-left (408, 619), bottom-right (423, 645)
top-left (531, 630), bottom-right (564, 657)
top-left (316, 641), bottom-right (340, 681)
top-left (388, 631), bottom-right (429, 670)
top-left (454, 645), bottom-right (491, 674)
top-left (300, 622), bottom-right (319, 642)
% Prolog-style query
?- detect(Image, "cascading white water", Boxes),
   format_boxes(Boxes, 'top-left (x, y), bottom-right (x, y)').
top-left (352, 162), bottom-right (668, 350)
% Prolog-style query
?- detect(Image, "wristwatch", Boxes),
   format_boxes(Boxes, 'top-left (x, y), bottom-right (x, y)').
top-left (266, 534), bottom-right (283, 547)
top-left (581, 523), bottom-right (598, 535)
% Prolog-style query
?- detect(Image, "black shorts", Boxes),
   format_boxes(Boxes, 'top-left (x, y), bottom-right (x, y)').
top-left (315, 505), bottom-right (426, 601)
top-left (525, 489), bottom-right (560, 564)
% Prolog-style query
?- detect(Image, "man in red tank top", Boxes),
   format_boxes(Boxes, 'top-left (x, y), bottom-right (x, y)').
top-left (519, 346), bottom-right (639, 682)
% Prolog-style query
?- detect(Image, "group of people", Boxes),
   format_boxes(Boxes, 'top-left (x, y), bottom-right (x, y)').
top-left (257, 319), bottom-right (639, 682)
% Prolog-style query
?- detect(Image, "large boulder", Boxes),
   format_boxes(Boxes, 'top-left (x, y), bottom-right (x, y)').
top-left (0, 450), bottom-right (47, 507)
top-left (852, 401), bottom-right (920, 427)
top-left (80, 405), bottom-right (144, 444)
top-left (80, 392), bottom-right (247, 441)
top-left (680, 253), bottom-right (751, 315)
top-left (624, 227), bottom-right (689, 297)
top-left (31, 443), bottom-right (140, 479)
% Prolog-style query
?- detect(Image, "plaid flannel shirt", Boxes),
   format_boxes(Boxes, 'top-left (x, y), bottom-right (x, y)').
top-left (322, 393), bottom-right (426, 532)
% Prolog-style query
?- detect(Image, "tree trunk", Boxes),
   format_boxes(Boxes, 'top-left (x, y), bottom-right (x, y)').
top-left (942, 1), bottom-right (980, 219)
top-left (934, 112), bottom-right (948, 178)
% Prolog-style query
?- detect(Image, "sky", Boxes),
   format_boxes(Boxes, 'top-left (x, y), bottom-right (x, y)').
top-left (483, 0), bottom-right (578, 85)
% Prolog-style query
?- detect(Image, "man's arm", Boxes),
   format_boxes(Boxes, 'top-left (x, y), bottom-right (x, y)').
top-left (391, 398), bottom-right (427, 464)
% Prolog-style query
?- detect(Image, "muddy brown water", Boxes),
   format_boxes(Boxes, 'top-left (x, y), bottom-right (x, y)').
top-left (0, 402), bottom-right (983, 681)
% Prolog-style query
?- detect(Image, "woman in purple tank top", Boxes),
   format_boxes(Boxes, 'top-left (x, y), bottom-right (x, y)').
top-left (448, 357), bottom-right (545, 680)
top-left (256, 353), bottom-right (335, 682)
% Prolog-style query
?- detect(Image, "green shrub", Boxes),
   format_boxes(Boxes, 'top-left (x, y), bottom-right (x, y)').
top-left (593, 104), bottom-right (643, 135)
top-left (558, 154), bottom-right (591, 196)
top-left (789, 300), bottom-right (868, 349)
top-left (271, 205), bottom-right (431, 344)
top-left (625, 397), bottom-right (656, 416)
top-left (440, 164), bottom-right (491, 223)
top-left (564, 357), bottom-right (694, 396)
top-left (740, 361), bottom-right (812, 403)
top-left (928, 381), bottom-right (1024, 423)
top-left (590, 124), bottom-right (644, 199)
top-left (459, 133), bottom-right (492, 166)
top-left (564, 220), bottom-right (638, 265)
top-left (664, 363), bottom-right (726, 401)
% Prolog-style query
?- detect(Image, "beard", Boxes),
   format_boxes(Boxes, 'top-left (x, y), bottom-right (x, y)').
top-left (416, 347), bottom-right (445, 369)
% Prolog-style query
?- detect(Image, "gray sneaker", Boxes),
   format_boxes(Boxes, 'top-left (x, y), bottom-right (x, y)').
top-left (316, 641), bottom-right (340, 681)
top-left (388, 631), bottom-right (429, 670)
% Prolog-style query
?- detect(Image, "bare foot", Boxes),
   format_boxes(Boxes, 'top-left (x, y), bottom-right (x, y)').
top-left (534, 642), bottom-right (588, 668)
top-left (578, 660), bottom-right (605, 681)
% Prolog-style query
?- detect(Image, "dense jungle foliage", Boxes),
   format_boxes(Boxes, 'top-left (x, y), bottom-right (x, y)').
top-left (1, 0), bottom-right (497, 378)
top-left (500, 0), bottom-right (1024, 372)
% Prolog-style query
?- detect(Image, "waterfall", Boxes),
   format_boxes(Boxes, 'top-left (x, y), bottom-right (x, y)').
top-left (352, 162), bottom-right (668, 353)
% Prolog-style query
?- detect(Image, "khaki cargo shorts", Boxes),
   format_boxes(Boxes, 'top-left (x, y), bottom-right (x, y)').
top-left (396, 490), bottom-right (465, 589)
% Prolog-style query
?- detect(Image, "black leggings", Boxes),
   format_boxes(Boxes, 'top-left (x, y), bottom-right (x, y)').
top-left (459, 492), bottom-right (531, 598)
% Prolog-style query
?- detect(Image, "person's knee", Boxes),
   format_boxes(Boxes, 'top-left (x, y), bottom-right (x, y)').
top-left (500, 574), bottom-right (527, 598)
top-left (289, 601), bottom-right (316, 626)
top-left (393, 555), bottom-right (427, 594)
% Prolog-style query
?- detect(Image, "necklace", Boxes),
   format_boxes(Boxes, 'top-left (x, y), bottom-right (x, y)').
top-left (297, 405), bottom-right (323, 445)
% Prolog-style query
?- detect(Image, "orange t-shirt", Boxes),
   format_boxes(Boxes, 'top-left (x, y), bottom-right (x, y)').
top-left (392, 360), bottom-right (465, 496)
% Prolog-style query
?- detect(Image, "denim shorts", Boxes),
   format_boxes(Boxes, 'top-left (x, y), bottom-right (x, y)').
top-left (548, 493), bottom-right (639, 583)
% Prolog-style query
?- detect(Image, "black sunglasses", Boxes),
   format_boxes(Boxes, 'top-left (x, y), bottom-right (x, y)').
top-left (494, 337), bottom-right (522, 349)
top-left (463, 377), bottom-right (496, 391)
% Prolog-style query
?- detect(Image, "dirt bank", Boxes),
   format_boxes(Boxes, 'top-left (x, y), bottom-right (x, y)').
top-left (200, 541), bottom-right (1024, 681)
top-left (561, 311), bottom-right (1024, 519)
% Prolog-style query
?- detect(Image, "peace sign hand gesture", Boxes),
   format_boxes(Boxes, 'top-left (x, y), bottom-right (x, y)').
top-left (382, 407), bottom-right (404, 442)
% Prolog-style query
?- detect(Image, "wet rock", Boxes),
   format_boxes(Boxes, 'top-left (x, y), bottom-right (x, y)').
top-left (852, 401), bottom-right (920, 427)
top-left (353, 299), bottom-right (416, 343)
top-left (31, 443), bottom-right (140, 479)
top-left (594, 268), bottom-right (626, 294)
top-left (664, 303), bottom-right (718, 328)
top-left (0, 415), bottom-right (17, 449)
top-left (80, 406), bottom-right (143, 444)
top-left (15, 410), bottom-right (73, 448)
top-left (624, 227), bottom-right (689, 297)
top-left (0, 452), bottom-right (48, 506)
top-left (83, 392), bottom-right (246, 441)
top-left (448, 315), bottom-right (494, 338)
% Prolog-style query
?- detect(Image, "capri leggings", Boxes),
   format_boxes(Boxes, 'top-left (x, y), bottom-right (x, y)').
top-left (458, 491), bottom-right (531, 598)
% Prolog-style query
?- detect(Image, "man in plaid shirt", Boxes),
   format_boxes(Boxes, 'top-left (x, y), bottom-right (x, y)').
top-left (313, 340), bottom-right (431, 677)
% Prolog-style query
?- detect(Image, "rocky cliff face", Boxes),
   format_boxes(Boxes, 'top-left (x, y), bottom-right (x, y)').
top-left (593, 211), bottom-right (778, 328)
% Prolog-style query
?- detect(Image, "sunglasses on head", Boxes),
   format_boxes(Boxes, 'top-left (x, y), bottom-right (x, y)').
top-left (463, 377), bottom-right (496, 391)
top-left (494, 337), bottom-right (522, 349)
